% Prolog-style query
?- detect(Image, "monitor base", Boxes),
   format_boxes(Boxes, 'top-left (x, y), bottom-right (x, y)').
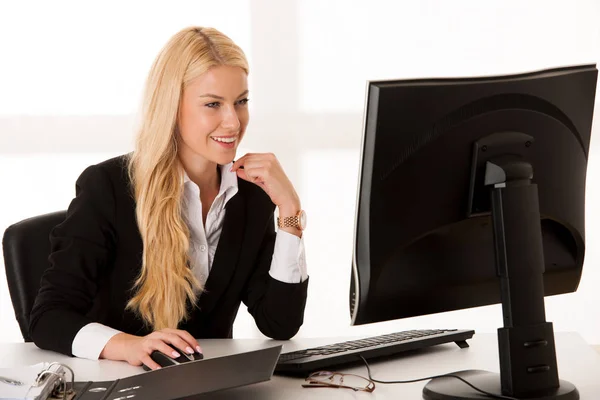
top-left (422, 370), bottom-right (578, 400)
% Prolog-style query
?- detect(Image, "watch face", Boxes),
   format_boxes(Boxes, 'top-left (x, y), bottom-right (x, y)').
top-left (299, 210), bottom-right (307, 230)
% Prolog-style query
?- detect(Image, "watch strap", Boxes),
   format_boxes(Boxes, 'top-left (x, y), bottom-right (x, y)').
top-left (277, 214), bottom-right (301, 229)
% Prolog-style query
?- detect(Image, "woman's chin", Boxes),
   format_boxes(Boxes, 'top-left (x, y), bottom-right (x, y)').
top-left (215, 153), bottom-right (236, 166)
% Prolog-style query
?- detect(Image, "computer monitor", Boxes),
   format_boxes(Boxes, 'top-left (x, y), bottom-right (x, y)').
top-left (350, 64), bottom-right (597, 399)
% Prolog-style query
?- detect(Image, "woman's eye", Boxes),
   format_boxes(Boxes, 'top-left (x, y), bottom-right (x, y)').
top-left (206, 102), bottom-right (220, 108)
top-left (236, 98), bottom-right (250, 106)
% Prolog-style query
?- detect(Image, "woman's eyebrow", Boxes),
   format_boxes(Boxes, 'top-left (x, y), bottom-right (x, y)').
top-left (198, 90), bottom-right (249, 100)
top-left (198, 93), bottom-right (225, 100)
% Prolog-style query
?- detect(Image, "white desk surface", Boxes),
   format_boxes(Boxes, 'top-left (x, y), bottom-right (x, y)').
top-left (1, 332), bottom-right (599, 399)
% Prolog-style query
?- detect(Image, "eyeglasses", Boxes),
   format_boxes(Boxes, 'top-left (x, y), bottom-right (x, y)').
top-left (302, 370), bottom-right (376, 392)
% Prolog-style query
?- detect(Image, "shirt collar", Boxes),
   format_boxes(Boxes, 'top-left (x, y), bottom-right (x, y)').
top-left (183, 162), bottom-right (238, 207)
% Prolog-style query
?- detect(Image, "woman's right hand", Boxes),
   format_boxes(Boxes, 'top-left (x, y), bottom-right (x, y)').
top-left (99, 329), bottom-right (203, 370)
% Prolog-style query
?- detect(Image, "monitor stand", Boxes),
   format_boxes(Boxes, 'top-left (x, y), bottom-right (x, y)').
top-left (423, 158), bottom-right (579, 400)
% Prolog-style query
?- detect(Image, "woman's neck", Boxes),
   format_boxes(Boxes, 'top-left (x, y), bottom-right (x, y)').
top-left (179, 155), bottom-right (220, 193)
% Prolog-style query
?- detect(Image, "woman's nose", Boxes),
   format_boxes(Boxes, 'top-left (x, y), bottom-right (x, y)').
top-left (221, 106), bottom-right (241, 131)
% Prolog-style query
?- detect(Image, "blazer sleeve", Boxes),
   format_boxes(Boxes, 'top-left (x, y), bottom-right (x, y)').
top-left (29, 164), bottom-right (117, 356)
top-left (242, 212), bottom-right (309, 340)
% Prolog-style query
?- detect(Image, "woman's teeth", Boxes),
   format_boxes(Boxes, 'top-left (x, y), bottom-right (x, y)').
top-left (211, 136), bottom-right (236, 143)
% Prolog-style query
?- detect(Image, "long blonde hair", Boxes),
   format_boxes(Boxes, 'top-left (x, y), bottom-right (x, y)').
top-left (127, 27), bottom-right (249, 330)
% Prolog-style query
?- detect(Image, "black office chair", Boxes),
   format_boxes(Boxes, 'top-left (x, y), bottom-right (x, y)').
top-left (2, 211), bottom-right (66, 342)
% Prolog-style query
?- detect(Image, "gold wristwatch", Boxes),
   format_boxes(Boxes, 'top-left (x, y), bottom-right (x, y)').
top-left (277, 210), bottom-right (307, 231)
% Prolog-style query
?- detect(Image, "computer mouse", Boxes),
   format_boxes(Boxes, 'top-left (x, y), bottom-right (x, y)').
top-left (143, 348), bottom-right (204, 371)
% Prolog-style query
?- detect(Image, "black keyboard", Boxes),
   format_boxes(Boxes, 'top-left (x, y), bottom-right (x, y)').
top-left (275, 329), bottom-right (474, 374)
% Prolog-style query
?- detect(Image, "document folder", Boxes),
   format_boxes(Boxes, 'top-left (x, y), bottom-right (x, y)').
top-left (72, 345), bottom-right (282, 400)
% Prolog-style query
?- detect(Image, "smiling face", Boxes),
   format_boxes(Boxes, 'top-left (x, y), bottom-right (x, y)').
top-left (177, 65), bottom-right (249, 166)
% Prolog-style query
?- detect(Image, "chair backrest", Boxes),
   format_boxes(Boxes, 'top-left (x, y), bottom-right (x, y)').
top-left (2, 211), bottom-right (66, 341)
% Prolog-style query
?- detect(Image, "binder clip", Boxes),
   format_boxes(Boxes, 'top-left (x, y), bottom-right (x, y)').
top-left (35, 362), bottom-right (76, 400)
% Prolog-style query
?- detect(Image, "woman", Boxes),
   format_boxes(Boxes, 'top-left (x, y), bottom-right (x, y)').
top-left (29, 27), bottom-right (308, 371)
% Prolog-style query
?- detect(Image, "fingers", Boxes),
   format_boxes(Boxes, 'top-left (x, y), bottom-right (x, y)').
top-left (231, 154), bottom-right (277, 185)
top-left (234, 157), bottom-right (272, 184)
top-left (236, 166), bottom-right (267, 184)
top-left (156, 329), bottom-right (202, 355)
top-left (241, 159), bottom-right (273, 174)
top-left (231, 153), bottom-right (250, 171)
top-left (231, 153), bottom-right (277, 172)
top-left (139, 338), bottom-right (180, 371)
top-left (139, 330), bottom-right (199, 371)
top-left (154, 340), bottom-right (182, 359)
top-left (171, 329), bottom-right (203, 354)
top-left (151, 333), bottom-right (193, 356)
top-left (235, 168), bottom-right (249, 181)
top-left (124, 331), bottom-right (201, 371)
top-left (141, 353), bottom-right (161, 371)
top-left (231, 152), bottom-right (298, 207)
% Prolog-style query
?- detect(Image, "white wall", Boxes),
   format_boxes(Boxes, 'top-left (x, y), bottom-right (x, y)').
top-left (1, 0), bottom-right (599, 346)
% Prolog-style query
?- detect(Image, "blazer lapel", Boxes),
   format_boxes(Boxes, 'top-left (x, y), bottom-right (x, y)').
top-left (196, 190), bottom-right (246, 313)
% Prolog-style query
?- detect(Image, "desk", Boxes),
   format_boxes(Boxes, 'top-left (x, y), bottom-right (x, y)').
top-left (1, 332), bottom-right (599, 399)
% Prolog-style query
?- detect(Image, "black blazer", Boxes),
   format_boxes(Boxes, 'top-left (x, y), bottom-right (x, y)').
top-left (29, 155), bottom-right (308, 356)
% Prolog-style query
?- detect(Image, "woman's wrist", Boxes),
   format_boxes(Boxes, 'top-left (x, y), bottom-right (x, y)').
top-left (277, 201), bottom-right (303, 237)
top-left (277, 197), bottom-right (301, 217)
top-left (100, 332), bottom-right (131, 361)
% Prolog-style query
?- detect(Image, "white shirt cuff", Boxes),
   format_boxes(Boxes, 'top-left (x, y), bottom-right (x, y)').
top-left (269, 230), bottom-right (308, 283)
top-left (72, 322), bottom-right (122, 360)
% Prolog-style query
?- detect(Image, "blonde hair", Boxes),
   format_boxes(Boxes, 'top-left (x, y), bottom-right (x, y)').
top-left (127, 27), bottom-right (249, 330)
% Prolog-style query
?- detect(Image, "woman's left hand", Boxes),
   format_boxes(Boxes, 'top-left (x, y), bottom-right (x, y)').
top-left (231, 152), bottom-right (301, 216)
